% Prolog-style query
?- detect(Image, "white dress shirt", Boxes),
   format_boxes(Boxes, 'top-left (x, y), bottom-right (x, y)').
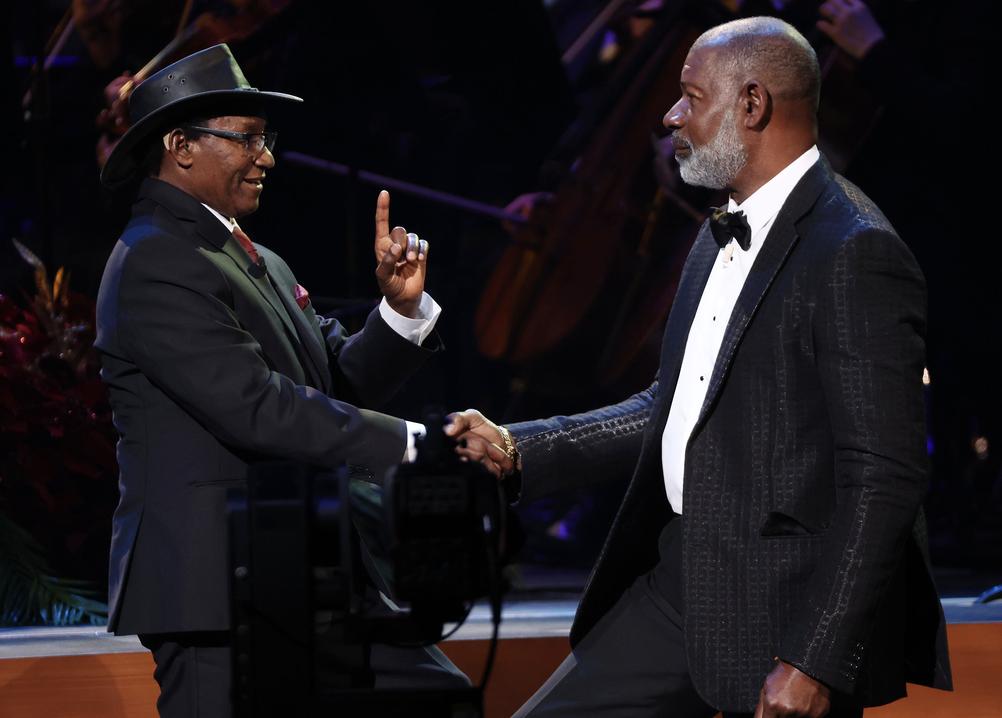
top-left (661, 146), bottom-right (820, 513)
top-left (204, 204), bottom-right (439, 461)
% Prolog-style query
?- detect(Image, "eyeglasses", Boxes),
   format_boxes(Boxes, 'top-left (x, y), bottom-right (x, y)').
top-left (183, 126), bottom-right (278, 156)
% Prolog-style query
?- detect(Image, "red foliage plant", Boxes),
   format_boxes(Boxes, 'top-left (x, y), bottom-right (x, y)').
top-left (0, 241), bottom-right (118, 588)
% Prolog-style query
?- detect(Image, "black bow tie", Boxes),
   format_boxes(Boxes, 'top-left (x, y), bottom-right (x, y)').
top-left (709, 206), bottom-right (751, 251)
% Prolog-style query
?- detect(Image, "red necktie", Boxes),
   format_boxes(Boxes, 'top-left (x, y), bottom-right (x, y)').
top-left (231, 225), bottom-right (262, 264)
top-left (233, 224), bottom-right (310, 308)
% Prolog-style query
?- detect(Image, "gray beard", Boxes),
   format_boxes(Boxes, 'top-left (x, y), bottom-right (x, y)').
top-left (676, 109), bottom-right (747, 189)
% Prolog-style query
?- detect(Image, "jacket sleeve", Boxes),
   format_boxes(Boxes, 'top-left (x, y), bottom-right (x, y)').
top-left (509, 381), bottom-right (657, 504)
top-left (317, 308), bottom-right (441, 409)
top-left (115, 235), bottom-right (407, 476)
top-left (779, 228), bottom-right (930, 693)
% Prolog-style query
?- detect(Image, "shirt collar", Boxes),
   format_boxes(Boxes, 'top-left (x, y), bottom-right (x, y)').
top-left (201, 203), bottom-right (237, 232)
top-left (727, 145), bottom-right (820, 237)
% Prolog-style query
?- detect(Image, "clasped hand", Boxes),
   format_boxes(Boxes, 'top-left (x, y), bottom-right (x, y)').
top-left (445, 409), bottom-right (517, 477)
top-left (374, 190), bottom-right (428, 318)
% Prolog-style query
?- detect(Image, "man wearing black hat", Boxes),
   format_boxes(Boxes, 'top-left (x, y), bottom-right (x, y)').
top-left (95, 44), bottom-right (463, 715)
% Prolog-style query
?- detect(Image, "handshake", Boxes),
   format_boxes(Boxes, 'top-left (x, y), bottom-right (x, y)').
top-left (444, 409), bottom-right (520, 479)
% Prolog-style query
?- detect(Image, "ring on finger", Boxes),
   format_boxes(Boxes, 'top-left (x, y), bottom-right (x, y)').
top-left (406, 232), bottom-right (419, 256)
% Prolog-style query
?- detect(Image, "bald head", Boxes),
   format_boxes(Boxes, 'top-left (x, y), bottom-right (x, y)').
top-left (693, 16), bottom-right (820, 112)
top-left (662, 16), bottom-right (821, 201)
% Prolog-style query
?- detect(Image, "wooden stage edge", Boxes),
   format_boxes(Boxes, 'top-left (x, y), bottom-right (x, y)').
top-left (1, 599), bottom-right (999, 717)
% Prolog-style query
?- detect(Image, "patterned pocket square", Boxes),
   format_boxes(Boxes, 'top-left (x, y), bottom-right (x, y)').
top-left (294, 283), bottom-right (310, 310)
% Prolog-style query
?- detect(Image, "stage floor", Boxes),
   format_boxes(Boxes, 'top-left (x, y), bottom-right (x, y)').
top-left (2, 593), bottom-right (1001, 716)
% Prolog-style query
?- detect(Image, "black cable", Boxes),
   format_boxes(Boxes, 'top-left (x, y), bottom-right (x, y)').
top-left (376, 601), bottom-right (474, 649)
top-left (479, 483), bottom-right (505, 690)
top-left (478, 617), bottom-right (501, 691)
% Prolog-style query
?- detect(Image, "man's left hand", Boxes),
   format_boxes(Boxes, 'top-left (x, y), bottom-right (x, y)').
top-left (754, 660), bottom-right (831, 718)
top-left (374, 190), bottom-right (428, 317)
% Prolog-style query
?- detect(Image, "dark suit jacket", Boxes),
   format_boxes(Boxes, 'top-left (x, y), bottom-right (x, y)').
top-left (95, 178), bottom-right (438, 635)
top-left (510, 158), bottom-right (952, 711)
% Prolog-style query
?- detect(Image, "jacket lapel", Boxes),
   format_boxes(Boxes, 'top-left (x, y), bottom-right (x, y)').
top-left (691, 158), bottom-right (831, 435)
top-left (213, 235), bottom-right (299, 338)
top-left (212, 235), bottom-right (331, 391)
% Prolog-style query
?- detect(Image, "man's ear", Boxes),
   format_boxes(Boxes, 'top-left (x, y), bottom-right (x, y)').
top-left (164, 128), bottom-right (195, 169)
top-left (742, 79), bottom-right (772, 130)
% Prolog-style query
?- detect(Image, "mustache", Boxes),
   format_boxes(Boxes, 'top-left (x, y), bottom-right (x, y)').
top-left (671, 132), bottom-right (691, 152)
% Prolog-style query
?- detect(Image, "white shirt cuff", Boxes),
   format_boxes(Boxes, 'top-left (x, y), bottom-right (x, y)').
top-left (378, 293), bottom-right (441, 346)
top-left (403, 421), bottom-right (426, 462)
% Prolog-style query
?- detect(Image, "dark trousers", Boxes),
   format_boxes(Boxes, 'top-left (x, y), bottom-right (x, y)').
top-left (140, 623), bottom-right (469, 717)
top-left (515, 517), bottom-right (864, 718)
top-left (139, 631), bottom-right (231, 718)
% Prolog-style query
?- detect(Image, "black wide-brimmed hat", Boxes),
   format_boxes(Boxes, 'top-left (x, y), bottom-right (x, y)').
top-left (101, 43), bottom-right (303, 188)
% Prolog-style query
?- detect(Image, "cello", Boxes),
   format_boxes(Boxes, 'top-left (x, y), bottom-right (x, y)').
top-left (474, 1), bottom-right (718, 382)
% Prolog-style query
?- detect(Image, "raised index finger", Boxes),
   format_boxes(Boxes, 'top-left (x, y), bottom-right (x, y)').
top-left (375, 190), bottom-right (390, 241)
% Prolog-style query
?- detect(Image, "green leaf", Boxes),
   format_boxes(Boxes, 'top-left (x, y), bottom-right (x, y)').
top-left (0, 512), bottom-right (108, 626)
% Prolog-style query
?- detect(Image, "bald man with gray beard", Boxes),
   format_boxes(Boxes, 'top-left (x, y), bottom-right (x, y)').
top-left (448, 16), bottom-right (952, 718)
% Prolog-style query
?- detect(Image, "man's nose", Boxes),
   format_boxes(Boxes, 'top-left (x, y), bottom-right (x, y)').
top-left (663, 99), bottom-right (685, 130)
top-left (257, 147), bottom-right (276, 168)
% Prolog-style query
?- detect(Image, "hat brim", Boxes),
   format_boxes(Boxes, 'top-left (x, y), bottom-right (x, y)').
top-left (100, 88), bottom-right (303, 189)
